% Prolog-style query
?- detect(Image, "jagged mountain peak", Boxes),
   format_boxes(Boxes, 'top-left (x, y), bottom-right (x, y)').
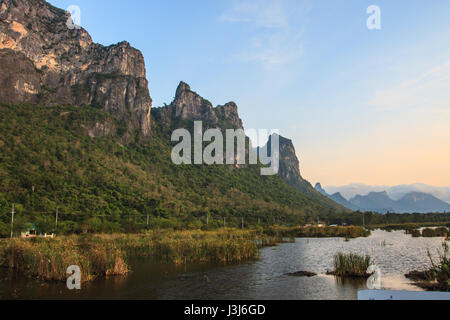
top-left (152, 82), bottom-right (244, 131)
top-left (267, 133), bottom-right (293, 145)
top-left (175, 81), bottom-right (192, 98)
top-left (266, 133), bottom-right (302, 181)
top-left (315, 183), bottom-right (327, 195)
top-left (264, 134), bottom-right (302, 180)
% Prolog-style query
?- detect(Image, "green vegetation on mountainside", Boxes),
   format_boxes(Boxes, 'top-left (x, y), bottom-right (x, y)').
top-left (0, 104), bottom-right (347, 236)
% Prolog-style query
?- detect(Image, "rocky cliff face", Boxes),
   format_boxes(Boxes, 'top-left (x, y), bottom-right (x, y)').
top-left (260, 134), bottom-right (347, 210)
top-left (0, 0), bottom-right (152, 140)
top-left (262, 134), bottom-right (304, 185)
top-left (152, 82), bottom-right (243, 132)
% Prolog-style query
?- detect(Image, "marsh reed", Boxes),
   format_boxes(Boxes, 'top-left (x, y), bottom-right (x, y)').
top-left (330, 252), bottom-right (372, 278)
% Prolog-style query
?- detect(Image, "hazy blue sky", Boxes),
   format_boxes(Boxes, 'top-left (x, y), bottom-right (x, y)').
top-left (50, 0), bottom-right (450, 186)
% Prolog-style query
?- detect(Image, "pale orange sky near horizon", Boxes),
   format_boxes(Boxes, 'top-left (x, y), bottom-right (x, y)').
top-left (298, 110), bottom-right (450, 187)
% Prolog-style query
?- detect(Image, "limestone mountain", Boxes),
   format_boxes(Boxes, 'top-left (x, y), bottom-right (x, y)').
top-left (0, 0), bottom-right (152, 141)
top-left (152, 81), bottom-right (347, 212)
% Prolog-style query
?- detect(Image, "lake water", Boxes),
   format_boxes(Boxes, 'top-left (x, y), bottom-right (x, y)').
top-left (0, 230), bottom-right (447, 300)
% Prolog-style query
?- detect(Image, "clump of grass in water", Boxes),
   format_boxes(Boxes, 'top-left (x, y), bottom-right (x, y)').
top-left (422, 227), bottom-right (449, 238)
top-left (330, 252), bottom-right (372, 278)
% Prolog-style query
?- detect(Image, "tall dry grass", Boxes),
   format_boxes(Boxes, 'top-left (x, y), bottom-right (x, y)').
top-left (0, 236), bottom-right (128, 281)
top-left (0, 229), bottom-right (271, 281)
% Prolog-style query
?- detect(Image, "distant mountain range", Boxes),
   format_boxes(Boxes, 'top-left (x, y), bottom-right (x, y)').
top-left (324, 183), bottom-right (450, 204)
top-left (315, 183), bottom-right (450, 214)
top-left (315, 183), bottom-right (359, 211)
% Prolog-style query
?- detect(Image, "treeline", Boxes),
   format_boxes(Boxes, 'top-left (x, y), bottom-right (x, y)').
top-left (362, 212), bottom-right (450, 227)
top-left (264, 225), bottom-right (370, 239)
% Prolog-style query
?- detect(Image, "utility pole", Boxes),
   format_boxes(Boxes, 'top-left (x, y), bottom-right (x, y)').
top-left (10, 204), bottom-right (14, 239)
top-left (55, 207), bottom-right (59, 235)
top-left (146, 213), bottom-right (149, 226)
top-left (241, 217), bottom-right (244, 229)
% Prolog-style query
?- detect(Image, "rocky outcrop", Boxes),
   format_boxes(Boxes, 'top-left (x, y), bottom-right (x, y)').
top-left (0, 0), bottom-right (152, 140)
top-left (215, 102), bottom-right (244, 130)
top-left (277, 135), bottom-right (303, 184)
top-left (0, 48), bottom-right (41, 103)
top-left (152, 82), bottom-right (244, 132)
top-left (262, 134), bottom-right (303, 185)
top-left (171, 81), bottom-right (219, 124)
top-left (260, 134), bottom-right (348, 211)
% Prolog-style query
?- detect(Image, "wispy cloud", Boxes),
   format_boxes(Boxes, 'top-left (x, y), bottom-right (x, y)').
top-left (220, 0), bottom-right (309, 68)
top-left (219, 0), bottom-right (288, 28)
top-left (369, 59), bottom-right (450, 114)
top-left (236, 29), bottom-right (304, 68)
